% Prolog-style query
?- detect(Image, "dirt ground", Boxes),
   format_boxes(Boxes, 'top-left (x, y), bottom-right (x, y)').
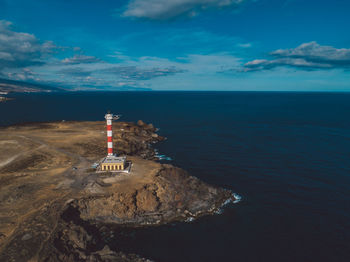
top-left (0, 121), bottom-right (162, 257)
top-left (0, 121), bottom-right (231, 262)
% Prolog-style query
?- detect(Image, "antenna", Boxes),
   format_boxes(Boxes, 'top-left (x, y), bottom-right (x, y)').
top-left (113, 114), bottom-right (121, 120)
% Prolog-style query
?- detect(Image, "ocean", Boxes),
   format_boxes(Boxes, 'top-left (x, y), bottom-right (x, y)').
top-left (1, 91), bottom-right (350, 261)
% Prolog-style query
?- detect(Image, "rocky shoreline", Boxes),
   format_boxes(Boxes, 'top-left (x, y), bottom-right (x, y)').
top-left (75, 165), bottom-right (233, 226)
top-left (0, 120), bottom-right (237, 261)
top-left (0, 96), bottom-right (11, 102)
top-left (39, 171), bottom-right (234, 262)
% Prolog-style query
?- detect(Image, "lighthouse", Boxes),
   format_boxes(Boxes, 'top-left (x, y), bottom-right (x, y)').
top-left (105, 113), bottom-right (118, 156)
top-left (99, 112), bottom-right (127, 172)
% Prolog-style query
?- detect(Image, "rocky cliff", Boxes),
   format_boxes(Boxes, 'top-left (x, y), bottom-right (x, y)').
top-left (0, 120), bottom-right (236, 262)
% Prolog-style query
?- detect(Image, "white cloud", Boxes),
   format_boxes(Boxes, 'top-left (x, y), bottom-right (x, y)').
top-left (244, 42), bottom-right (350, 71)
top-left (61, 54), bottom-right (101, 64)
top-left (44, 51), bottom-right (241, 90)
top-left (122, 0), bottom-right (246, 20)
top-left (4, 68), bottom-right (41, 81)
top-left (0, 20), bottom-right (57, 69)
top-left (100, 65), bottom-right (185, 80)
top-left (271, 42), bottom-right (350, 63)
top-left (237, 43), bottom-right (252, 48)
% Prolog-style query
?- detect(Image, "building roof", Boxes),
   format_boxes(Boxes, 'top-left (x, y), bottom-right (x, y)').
top-left (101, 155), bottom-right (126, 164)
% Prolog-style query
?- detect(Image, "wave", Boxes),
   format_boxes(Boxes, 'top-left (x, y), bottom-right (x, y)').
top-left (233, 193), bottom-right (242, 204)
top-left (215, 192), bottom-right (242, 215)
top-left (154, 150), bottom-right (172, 161)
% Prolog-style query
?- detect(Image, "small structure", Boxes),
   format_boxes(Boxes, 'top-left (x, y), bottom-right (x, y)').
top-left (99, 112), bottom-right (128, 173)
top-left (100, 155), bottom-right (126, 171)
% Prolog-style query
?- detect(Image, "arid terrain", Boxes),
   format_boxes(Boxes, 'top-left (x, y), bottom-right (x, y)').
top-left (0, 120), bottom-right (234, 261)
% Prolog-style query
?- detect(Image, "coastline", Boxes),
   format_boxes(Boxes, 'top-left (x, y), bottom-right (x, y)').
top-left (0, 96), bottom-right (12, 102)
top-left (0, 120), bottom-right (238, 261)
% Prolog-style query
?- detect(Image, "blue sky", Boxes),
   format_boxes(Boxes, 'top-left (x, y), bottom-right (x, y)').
top-left (0, 0), bottom-right (349, 91)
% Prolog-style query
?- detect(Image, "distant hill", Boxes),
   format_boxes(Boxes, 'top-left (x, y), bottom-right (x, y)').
top-left (0, 78), bottom-right (64, 94)
top-left (0, 78), bottom-right (152, 94)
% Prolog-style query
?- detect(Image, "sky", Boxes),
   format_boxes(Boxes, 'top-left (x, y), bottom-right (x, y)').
top-left (0, 0), bottom-right (349, 91)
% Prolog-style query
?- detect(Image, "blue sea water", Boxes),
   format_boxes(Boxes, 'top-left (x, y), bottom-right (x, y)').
top-left (1, 92), bottom-right (350, 261)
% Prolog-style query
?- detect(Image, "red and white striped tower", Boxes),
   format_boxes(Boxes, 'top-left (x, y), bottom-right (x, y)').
top-left (105, 113), bottom-right (113, 156)
top-left (105, 113), bottom-right (120, 156)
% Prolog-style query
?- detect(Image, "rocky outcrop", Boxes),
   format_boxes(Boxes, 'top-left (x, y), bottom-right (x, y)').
top-left (40, 205), bottom-right (152, 262)
top-left (114, 122), bottom-right (164, 159)
top-left (73, 165), bottom-right (233, 225)
top-left (0, 120), bottom-right (236, 262)
top-left (39, 164), bottom-right (233, 262)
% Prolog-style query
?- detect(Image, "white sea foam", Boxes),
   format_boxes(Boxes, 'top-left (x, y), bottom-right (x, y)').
top-left (233, 193), bottom-right (242, 204)
top-left (214, 209), bottom-right (223, 215)
top-left (185, 217), bottom-right (195, 222)
top-left (214, 192), bottom-right (242, 215)
top-left (155, 151), bottom-right (172, 161)
top-left (222, 197), bottom-right (233, 206)
top-left (222, 192), bottom-right (242, 207)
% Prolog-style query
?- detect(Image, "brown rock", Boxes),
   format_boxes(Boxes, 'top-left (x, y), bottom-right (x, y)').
top-left (136, 187), bottom-right (159, 212)
top-left (75, 164), bottom-right (232, 225)
top-left (137, 120), bottom-right (145, 126)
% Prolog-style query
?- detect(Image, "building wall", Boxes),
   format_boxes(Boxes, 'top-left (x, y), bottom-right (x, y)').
top-left (101, 163), bottom-right (124, 171)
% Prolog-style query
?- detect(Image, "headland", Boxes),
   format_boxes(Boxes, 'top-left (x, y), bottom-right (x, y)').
top-left (0, 120), bottom-right (236, 261)
top-left (0, 96), bottom-right (11, 102)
